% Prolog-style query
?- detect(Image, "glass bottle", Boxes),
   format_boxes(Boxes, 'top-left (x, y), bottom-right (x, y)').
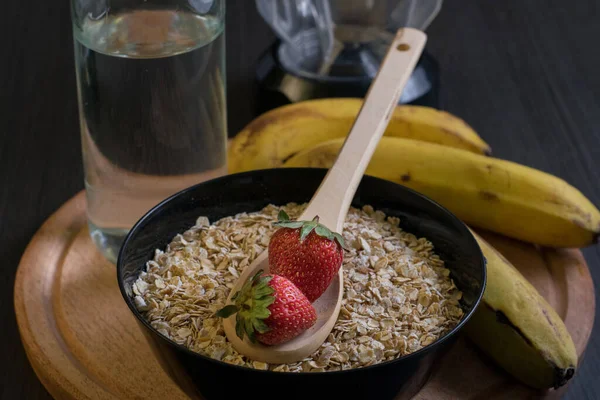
top-left (71, 0), bottom-right (227, 263)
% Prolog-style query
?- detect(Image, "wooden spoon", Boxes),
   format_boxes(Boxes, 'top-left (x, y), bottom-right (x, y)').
top-left (222, 28), bottom-right (427, 364)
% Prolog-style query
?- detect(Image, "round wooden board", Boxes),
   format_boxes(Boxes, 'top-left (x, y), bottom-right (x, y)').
top-left (14, 191), bottom-right (596, 400)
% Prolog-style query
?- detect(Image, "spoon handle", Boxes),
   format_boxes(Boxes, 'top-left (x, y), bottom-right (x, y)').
top-left (298, 28), bottom-right (427, 232)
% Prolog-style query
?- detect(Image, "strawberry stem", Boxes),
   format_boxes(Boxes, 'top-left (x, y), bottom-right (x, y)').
top-left (215, 270), bottom-right (275, 342)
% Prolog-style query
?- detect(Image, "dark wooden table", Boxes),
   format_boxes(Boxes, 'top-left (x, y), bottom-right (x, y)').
top-left (1, 1), bottom-right (598, 399)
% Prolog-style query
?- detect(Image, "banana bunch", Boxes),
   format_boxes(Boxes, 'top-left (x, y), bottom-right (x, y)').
top-left (228, 98), bottom-right (599, 389)
top-left (229, 98), bottom-right (491, 174)
top-left (229, 99), bottom-right (600, 248)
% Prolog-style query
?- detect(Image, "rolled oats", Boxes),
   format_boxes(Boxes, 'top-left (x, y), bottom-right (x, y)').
top-left (133, 203), bottom-right (464, 372)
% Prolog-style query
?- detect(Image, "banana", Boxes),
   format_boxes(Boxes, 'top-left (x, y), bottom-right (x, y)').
top-left (283, 137), bottom-right (600, 248)
top-left (464, 232), bottom-right (577, 389)
top-left (228, 98), bottom-right (491, 174)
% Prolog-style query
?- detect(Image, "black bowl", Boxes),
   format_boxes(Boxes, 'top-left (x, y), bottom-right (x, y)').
top-left (117, 168), bottom-right (486, 400)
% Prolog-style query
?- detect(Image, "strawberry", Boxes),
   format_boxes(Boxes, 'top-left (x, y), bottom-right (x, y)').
top-left (215, 270), bottom-right (317, 346)
top-left (268, 210), bottom-right (347, 303)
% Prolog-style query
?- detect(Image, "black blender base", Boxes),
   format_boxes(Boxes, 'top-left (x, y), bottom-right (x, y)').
top-left (254, 41), bottom-right (440, 116)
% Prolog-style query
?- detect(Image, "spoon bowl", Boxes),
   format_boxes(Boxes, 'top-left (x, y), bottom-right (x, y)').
top-left (221, 27), bottom-right (427, 363)
top-left (221, 251), bottom-right (343, 363)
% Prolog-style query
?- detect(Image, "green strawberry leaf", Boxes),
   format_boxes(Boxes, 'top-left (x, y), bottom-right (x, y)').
top-left (252, 318), bottom-right (270, 334)
top-left (252, 307), bottom-right (271, 319)
top-left (244, 317), bottom-right (255, 341)
top-left (332, 232), bottom-right (349, 250)
top-left (315, 225), bottom-right (333, 240)
top-left (300, 221), bottom-right (318, 241)
top-left (314, 223), bottom-right (348, 250)
top-left (215, 304), bottom-right (238, 318)
top-left (251, 269), bottom-right (266, 283)
top-left (239, 277), bottom-right (254, 298)
top-left (257, 274), bottom-right (273, 286)
top-left (261, 295), bottom-right (276, 308)
top-left (273, 220), bottom-right (304, 229)
top-left (253, 285), bottom-right (275, 298)
top-left (278, 209), bottom-right (290, 221)
top-left (235, 313), bottom-right (245, 340)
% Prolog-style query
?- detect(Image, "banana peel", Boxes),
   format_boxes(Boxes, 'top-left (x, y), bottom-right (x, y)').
top-left (465, 232), bottom-right (577, 389)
